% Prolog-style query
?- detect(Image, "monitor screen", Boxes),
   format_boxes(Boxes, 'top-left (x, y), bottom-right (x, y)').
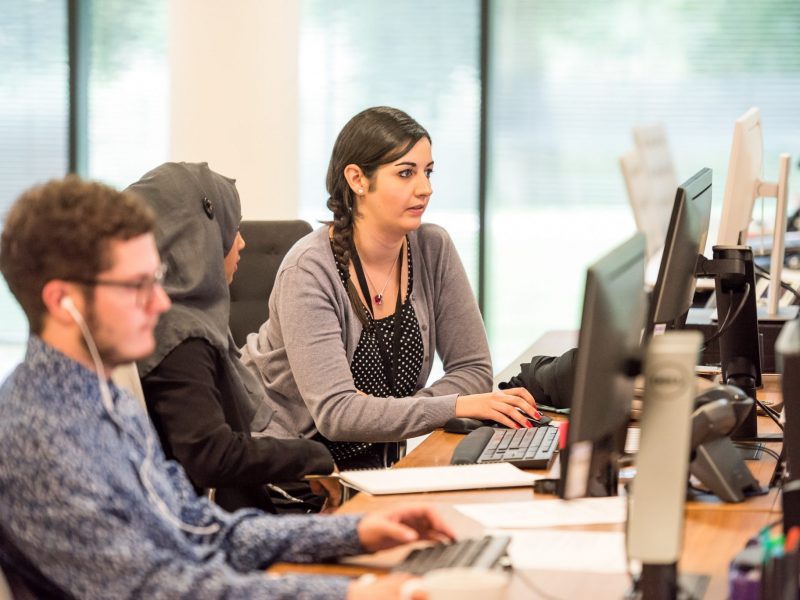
top-left (559, 233), bottom-right (646, 499)
top-left (716, 106), bottom-right (792, 319)
top-left (717, 107), bottom-right (762, 247)
top-left (646, 168), bottom-right (713, 335)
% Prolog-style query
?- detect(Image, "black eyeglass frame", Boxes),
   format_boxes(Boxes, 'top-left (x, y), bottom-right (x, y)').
top-left (69, 264), bottom-right (167, 307)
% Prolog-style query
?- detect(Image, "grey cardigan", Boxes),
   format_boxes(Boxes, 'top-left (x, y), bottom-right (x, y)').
top-left (240, 223), bottom-right (493, 442)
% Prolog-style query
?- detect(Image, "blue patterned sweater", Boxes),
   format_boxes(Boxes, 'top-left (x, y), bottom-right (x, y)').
top-left (0, 337), bottom-right (362, 599)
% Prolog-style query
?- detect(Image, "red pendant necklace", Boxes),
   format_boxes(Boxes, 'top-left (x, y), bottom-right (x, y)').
top-left (364, 250), bottom-right (400, 306)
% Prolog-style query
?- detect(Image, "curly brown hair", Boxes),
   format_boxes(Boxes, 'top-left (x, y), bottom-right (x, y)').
top-left (0, 175), bottom-right (155, 334)
top-left (326, 106), bottom-right (430, 271)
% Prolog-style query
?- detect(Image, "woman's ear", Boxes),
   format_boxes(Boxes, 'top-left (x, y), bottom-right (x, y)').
top-left (343, 164), bottom-right (367, 196)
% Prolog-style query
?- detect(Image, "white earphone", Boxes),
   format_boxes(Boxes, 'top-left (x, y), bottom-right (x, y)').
top-left (60, 295), bottom-right (74, 309)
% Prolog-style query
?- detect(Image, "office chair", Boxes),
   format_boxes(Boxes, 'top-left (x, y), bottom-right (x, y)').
top-left (228, 220), bottom-right (313, 348)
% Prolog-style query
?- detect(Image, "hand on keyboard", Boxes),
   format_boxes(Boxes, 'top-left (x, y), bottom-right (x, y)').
top-left (357, 504), bottom-right (455, 553)
top-left (455, 387), bottom-right (541, 429)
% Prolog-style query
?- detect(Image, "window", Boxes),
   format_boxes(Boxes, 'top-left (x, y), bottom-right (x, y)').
top-left (84, 0), bottom-right (168, 187)
top-left (486, 0), bottom-right (800, 366)
top-left (298, 0), bottom-right (482, 287)
top-left (0, 0), bottom-right (69, 378)
top-left (0, 1), bottom-right (168, 378)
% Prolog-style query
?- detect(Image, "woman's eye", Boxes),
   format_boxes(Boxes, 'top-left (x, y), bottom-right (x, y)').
top-left (425, 169), bottom-right (434, 179)
top-left (399, 169), bottom-right (413, 178)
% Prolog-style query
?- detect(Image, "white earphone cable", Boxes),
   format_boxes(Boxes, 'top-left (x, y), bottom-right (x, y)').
top-left (62, 297), bottom-right (220, 536)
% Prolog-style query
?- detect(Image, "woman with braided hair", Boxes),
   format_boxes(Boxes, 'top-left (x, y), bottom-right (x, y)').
top-left (241, 106), bottom-right (540, 469)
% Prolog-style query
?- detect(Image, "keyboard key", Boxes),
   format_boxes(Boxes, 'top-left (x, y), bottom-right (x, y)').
top-left (508, 429), bottom-right (527, 449)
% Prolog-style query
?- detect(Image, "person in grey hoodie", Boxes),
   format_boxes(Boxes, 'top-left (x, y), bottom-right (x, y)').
top-left (242, 107), bottom-right (540, 469)
top-left (131, 162), bottom-right (338, 513)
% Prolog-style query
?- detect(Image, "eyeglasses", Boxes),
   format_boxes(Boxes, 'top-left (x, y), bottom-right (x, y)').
top-left (72, 264), bottom-right (167, 307)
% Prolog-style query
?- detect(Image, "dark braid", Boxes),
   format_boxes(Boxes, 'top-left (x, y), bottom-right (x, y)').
top-left (327, 189), bottom-right (371, 327)
top-left (327, 188), bottom-right (356, 271)
top-left (325, 106), bottom-right (430, 280)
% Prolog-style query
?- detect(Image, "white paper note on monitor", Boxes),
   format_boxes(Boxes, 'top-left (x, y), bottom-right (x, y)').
top-left (498, 529), bottom-right (628, 573)
top-left (454, 496), bottom-right (627, 529)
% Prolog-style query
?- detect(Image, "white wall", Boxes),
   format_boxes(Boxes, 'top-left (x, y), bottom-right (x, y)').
top-left (169, 0), bottom-right (299, 219)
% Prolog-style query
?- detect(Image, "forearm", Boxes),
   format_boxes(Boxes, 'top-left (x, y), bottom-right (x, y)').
top-left (135, 527), bottom-right (355, 600)
top-left (415, 356), bottom-right (493, 399)
top-left (182, 433), bottom-right (334, 488)
top-left (310, 389), bottom-right (457, 441)
top-left (500, 349), bottom-right (577, 409)
top-left (111, 557), bottom-right (352, 600)
top-left (4, 478), bottom-right (356, 600)
top-left (226, 513), bottom-right (364, 568)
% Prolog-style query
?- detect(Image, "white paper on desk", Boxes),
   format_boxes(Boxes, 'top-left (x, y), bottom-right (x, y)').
top-left (454, 496), bottom-right (626, 529)
top-left (338, 463), bottom-right (542, 495)
top-left (494, 529), bottom-right (629, 573)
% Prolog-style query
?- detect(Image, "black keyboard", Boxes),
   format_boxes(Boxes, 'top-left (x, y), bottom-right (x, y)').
top-left (393, 535), bottom-right (511, 575)
top-left (451, 425), bottom-right (560, 469)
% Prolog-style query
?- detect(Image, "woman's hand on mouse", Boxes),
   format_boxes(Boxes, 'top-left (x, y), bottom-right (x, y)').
top-left (454, 387), bottom-right (540, 429)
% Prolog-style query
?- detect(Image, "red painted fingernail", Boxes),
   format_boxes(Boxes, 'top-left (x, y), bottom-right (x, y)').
top-left (534, 411), bottom-right (542, 420)
top-left (525, 421), bottom-right (533, 429)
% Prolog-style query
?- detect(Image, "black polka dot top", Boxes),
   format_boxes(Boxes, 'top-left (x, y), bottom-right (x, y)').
top-left (323, 238), bottom-right (424, 468)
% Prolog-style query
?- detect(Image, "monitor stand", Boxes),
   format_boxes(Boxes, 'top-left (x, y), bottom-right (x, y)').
top-left (709, 247), bottom-right (779, 451)
top-left (627, 565), bottom-right (710, 600)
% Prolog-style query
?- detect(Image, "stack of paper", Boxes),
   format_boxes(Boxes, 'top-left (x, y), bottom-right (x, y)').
top-left (332, 463), bottom-right (542, 495)
top-left (454, 497), bottom-right (630, 574)
top-left (454, 496), bottom-right (627, 529)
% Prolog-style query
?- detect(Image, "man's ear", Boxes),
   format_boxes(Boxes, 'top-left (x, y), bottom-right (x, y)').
top-left (343, 164), bottom-right (368, 196)
top-left (42, 280), bottom-right (82, 326)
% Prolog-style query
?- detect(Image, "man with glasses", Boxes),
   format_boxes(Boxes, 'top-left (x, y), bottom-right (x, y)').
top-left (0, 176), bottom-right (452, 599)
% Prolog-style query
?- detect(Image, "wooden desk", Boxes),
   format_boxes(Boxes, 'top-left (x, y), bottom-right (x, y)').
top-left (272, 335), bottom-right (784, 597)
top-left (270, 420), bottom-right (782, 598)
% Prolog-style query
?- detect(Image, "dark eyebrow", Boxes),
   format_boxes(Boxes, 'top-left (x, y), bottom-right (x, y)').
top-left (393, 161), bottom-right (435, 168)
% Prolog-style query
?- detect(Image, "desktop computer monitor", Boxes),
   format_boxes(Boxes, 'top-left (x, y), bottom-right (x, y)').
top-left (646, 168), bottom-right (713, 336)
top-left (717, 107), bottom-right (792, 319)
top-left (559, 233), bottom-right (646, 499)
top-left (644, 167), bottom-right (764, 439)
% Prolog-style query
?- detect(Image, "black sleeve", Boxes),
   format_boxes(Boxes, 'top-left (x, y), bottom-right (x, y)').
top-left (140, 338), bottom-right (334, 489)
top-left (499, 348), bottom-right (577, 410)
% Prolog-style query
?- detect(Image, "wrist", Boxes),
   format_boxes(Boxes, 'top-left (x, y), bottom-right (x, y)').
top-left (354, 513), bottom-right (369, 552)
top-left (454, 394), bottom-right (472, 417)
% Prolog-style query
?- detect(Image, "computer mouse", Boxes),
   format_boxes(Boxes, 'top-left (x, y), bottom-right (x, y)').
top-left (443, 417), bottom-right (486, 434)
top-left (481, 408), bottom-right (553, 429)
top-left (517, 407), bottom-right (553, 426)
